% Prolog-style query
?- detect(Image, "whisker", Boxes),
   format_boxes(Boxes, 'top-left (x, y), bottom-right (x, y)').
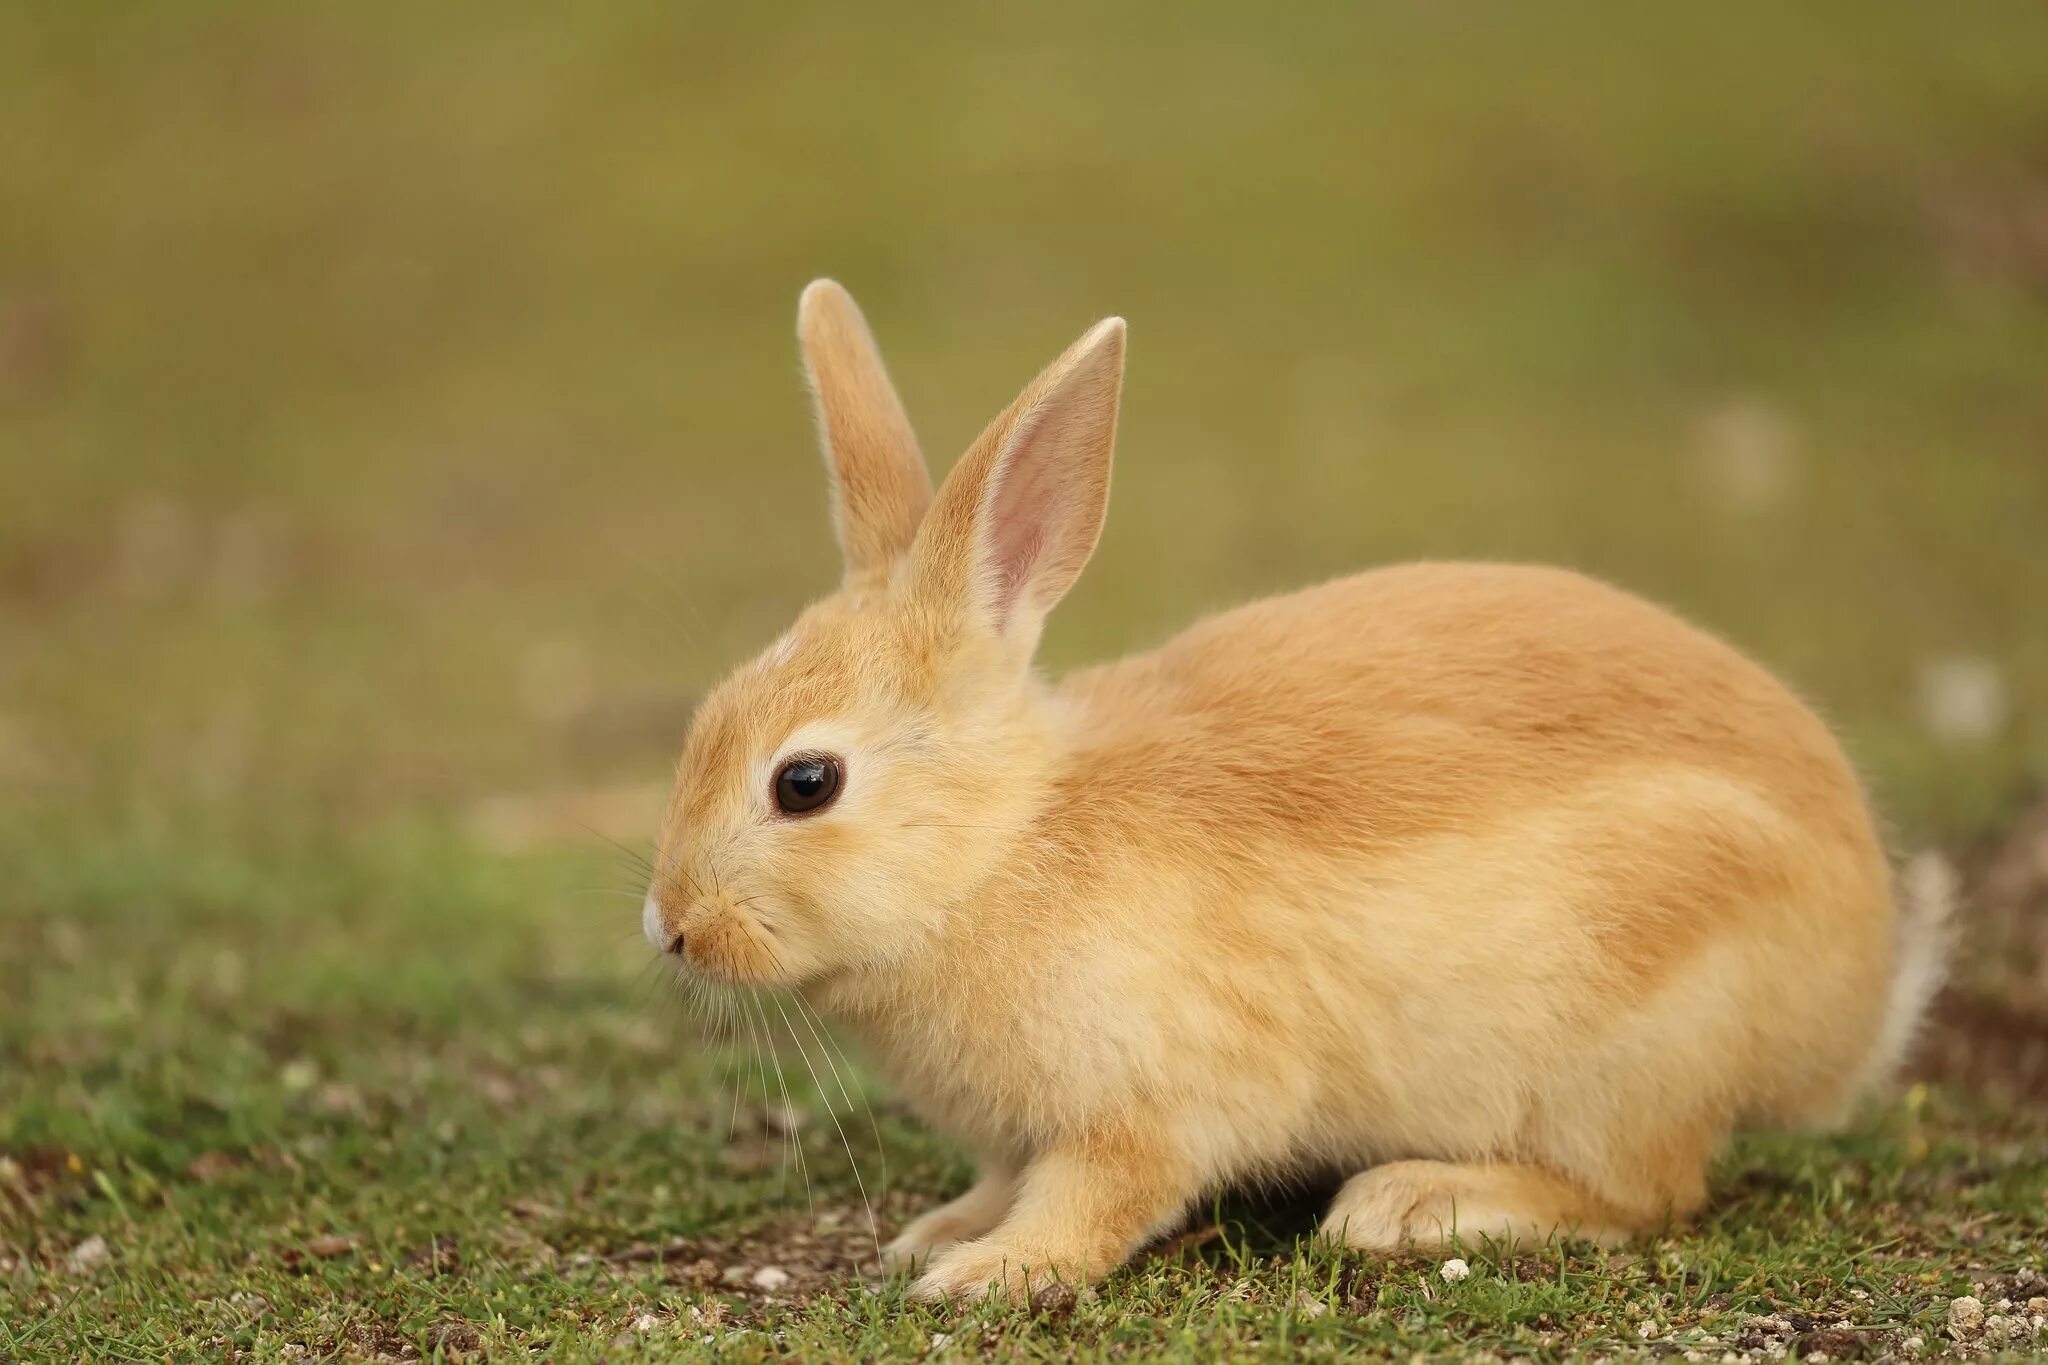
top-left (575, 821), bottom-right (659, 871)
top-left (743, 992), bottom-right (800, 1207)
top-left (749, 991), bottom-right (813, 1217)
top-left (772, 993), bottom-right (875, 1254)
top-left (721, 989), bottom-right (748, 1145)
top-left (735, 995), bottom-right (785, 1202)
top-left (630, 954), bottom-right (672, 1018)
top-left (793, 992), bottom-right (890, 1212)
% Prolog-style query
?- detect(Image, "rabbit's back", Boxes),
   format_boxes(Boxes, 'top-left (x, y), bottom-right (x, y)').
top-left (1062, 561), bottom-right (1879, 866)
top-left (1051, 561), bottom-right (1895, 1133)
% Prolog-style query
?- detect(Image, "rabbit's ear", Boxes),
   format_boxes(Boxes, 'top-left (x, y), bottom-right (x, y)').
top-left (798, 280), bottom-right (933, 581)
top-left (911, 316), bottom-right (1126, 638)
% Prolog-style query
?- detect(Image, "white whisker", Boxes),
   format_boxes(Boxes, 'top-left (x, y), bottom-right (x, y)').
top-left (773, 993), bottom-right (880, 1256)
top-left (793, 992), bottom-right (890, 1205)
top-left (748, 990), bottom-right (812, 1214)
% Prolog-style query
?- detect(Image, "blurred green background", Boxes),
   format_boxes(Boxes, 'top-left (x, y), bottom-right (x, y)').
top-left (4, 2), bottom-right (2046, 842)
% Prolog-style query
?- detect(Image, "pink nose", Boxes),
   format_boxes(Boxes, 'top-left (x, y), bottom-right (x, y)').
top-left (642, 889), bottom-right (684, 954)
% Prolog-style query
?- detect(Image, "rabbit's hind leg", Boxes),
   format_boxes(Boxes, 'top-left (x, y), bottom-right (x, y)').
top-left (1320, 1159), bottom-right (1657, 1253)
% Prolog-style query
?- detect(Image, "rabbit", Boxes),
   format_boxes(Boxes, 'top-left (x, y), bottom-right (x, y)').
top-left (639, 279), bottom-right (1952, 1303)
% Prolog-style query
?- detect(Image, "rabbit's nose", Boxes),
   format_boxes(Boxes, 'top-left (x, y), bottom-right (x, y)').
top-left (643, 888), bottom-right (691, 956)
top-left (642, 889), bottom-right (673, 952)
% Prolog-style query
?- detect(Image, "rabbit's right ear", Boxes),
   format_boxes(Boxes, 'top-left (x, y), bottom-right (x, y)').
top-left (907, 315), bottom-right (1125, 650)
top-left (798, 280), bottom-right (933, 582)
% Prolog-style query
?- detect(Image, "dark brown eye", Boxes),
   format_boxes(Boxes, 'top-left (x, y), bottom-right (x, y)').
top-left (773, 753), bottom-right (842, 815)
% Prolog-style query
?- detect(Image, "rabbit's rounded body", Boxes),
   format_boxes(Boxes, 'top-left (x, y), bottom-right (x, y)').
top-left (645, 283), bottom-right (1948, 1300)
top-left (820, 562), bottom-right (1894, 1252)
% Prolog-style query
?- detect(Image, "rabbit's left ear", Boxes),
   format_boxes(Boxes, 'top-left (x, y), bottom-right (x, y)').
top-left (798, 280), bottom-right (933, 582)
top-left (911, 316), bottom-right (1126, 640)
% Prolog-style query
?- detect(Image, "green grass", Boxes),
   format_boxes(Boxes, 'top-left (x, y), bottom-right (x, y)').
top-left (4, 1), bottom-right (2048, 1359)
top-left (3, 815), bottom-right (2044, 1361)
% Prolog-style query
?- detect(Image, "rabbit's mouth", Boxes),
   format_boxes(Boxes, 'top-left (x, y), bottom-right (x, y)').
top-left (645, 885), bottom-right (797, 987)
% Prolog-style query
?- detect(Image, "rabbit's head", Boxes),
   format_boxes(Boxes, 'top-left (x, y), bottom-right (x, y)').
top-left (643, 281), bottom-right (1125, 987)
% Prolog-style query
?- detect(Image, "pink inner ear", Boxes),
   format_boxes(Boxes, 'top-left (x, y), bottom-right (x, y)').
top-left (940, 315), bottom-right (1122, 629)
top-left (987, 442), bottom-right (1063, 620)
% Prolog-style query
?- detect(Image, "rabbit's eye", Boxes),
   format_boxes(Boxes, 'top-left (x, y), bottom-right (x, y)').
top-left (774, 753), bottom-right (842, 816)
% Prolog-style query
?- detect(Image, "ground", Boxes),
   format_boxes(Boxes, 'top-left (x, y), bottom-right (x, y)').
top-left (3, 3), bottom-right (2047, 1361)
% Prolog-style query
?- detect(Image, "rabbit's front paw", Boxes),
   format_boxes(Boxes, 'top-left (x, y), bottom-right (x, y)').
top-left (909, 1131), bottom-right (1183, 1301)
top-left (910, 1239), bottom-right (1079, 1303)
top-left (883, 1209), bottom-right (996, 1274)
top-left (883, 1168), bottom-right (1020, 1274)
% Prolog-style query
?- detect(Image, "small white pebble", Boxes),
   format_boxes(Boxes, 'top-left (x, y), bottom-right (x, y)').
top-left (1899, 1334), bottom-right (1924, 1355)
top-left (632, 1313), bottom-right (660, 1333)
top-left (1638, 1319), bottom-right (1660, 1339)
top-left (751, 1265), bottom-right (792, 1291)
top-left (1949, 1294), bottom-right (1986, 1340)
top-left (1439, 1257), bottom-right (1470, 1282)
top-left (928, 1331), bottom-right (951, 1351)
top-left (1291, 1291), bottom-right (1329, 1319)
top-left (67, 1235), bottom-right (109, 1270)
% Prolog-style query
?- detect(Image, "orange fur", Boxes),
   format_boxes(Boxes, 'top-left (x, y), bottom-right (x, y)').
top-left (641, 282), bottom-right (1943, 1301)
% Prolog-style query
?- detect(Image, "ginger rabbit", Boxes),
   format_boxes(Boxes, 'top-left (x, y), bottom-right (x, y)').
top-left (640, 281), bottom-right (1948, 1301)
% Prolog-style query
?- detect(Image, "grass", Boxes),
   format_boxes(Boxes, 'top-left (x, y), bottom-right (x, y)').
top-left (3, 1), bottom-right (2047, 1359)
